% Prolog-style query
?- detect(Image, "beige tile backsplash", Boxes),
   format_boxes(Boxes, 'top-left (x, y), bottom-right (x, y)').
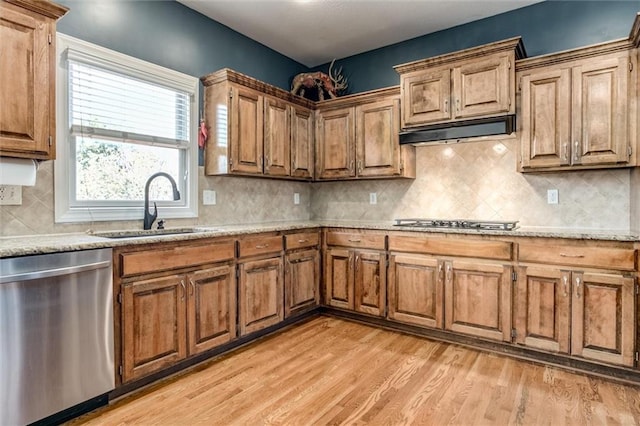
top-left (311, 138), bottom-right (633, 231)
top-left (0, 137), bottom-right (635, 236)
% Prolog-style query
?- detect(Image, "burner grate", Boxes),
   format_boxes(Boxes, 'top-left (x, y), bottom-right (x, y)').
top-left (393, 218), bottom-right (519, 231)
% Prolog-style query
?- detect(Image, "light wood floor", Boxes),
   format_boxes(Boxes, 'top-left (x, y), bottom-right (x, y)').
top-left (71, 316), bottom-right (640, 425)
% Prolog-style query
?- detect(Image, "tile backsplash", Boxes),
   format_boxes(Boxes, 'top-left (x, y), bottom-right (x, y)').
top-left (311, 138), bottom-right (633, 231)
top-left (0, 137), bottom-right (635, 236)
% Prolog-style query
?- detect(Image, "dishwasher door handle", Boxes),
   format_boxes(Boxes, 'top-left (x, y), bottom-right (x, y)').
top-left (0, 260), bottom-right (112, 283)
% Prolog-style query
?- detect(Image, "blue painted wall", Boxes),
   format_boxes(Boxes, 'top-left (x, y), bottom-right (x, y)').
top-left (314, 0), bottom-right (640, 94)
top-left (55, 0), bottom-right (307, 90)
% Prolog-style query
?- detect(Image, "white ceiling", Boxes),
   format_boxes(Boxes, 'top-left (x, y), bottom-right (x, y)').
top-left (177, 0), bottom-right (543, 67)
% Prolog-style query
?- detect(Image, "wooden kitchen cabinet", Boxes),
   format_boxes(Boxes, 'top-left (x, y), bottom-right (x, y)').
top-left (395, 37), bottom-right (523, 129)
top-left (0, 0), bottom-right (68, 160)
top-left (238, 234), bottom-right (284, 335)
top-left (518, 47), bottom-right (635, 171)
top-left (201, 69), bottom-right (315, 180)
top-left (516, 241), bottom-right (636, 367)
top-left (388, 234), bottom-right (514, 342)
top-left (315, 88), bottom-right (415, 180)
top-left (284, 231), bottom-right (320, 317)
top-left (324, 230), bottom-right (386, 316)
top-left (116, 239), bottom-right (236, 384)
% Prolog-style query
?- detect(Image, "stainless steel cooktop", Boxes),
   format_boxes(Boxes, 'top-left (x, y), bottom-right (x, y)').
top-left (393, 218), bottom-right (519, 231)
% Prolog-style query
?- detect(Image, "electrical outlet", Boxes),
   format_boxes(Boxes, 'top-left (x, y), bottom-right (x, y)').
top-left (294, 193), bottom-right (300, 205)
top-left (547, 189), bottom-right (559, 204)
top-left (203, 190), bottom-right (216, 205)
top-left (369, 192), bottom-right (377, 205)
top-left (0, 185), bottom-right (22, 205)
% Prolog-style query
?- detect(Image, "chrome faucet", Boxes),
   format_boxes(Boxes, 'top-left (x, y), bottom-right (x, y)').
top-left (143, 172), bottom-right (181, 230)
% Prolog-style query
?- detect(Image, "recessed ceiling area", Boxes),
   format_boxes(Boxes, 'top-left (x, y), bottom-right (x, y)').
top-left (177, 0), bottom-right (543, 67)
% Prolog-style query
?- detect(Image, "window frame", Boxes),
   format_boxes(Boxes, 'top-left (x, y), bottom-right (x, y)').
top-left (55, 33), bottom-right (199, 224)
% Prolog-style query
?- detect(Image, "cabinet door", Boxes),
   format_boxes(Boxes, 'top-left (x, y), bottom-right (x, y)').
top-left (285, 249), bottom-right (320, 318)
top-left (122, 275), bottom-right (187, 383)
top-left (572, 53), bottom-right (630, 166)
top-left (230, 86), bottom-right (263, 174)
top-left (354, 251), bottom-right (386, 316)
top-left (356, 98), bottom-right (401, 177)
top-left (520, 68), bottom-right (571, 169)
top-left (452, 53), bottom-right (512, 119)
top-left (0, 4), bottom-right (54, 159)
top-left (571, 272), bottom-right (635, 367)
top-left (444, 260), bottom-right (512, 342)
top-left (388, 254), bottom-right (443, 328)
top-left (515, 266), bottom-right (570, 353)
top-left (264, 97), bottom-right (291, 177)
top-left (324, 247), bottom-right (354, 309)
top-left (291, 105), bottom-right (314, 180)
top-left (239, 257), bottom-right (284, 335)
top-left (401, 67), bottom-right (451, 127)
top-left (187, 265), bottom-right (236, 356)
top-left (316, 107), bottom-right (356, 179)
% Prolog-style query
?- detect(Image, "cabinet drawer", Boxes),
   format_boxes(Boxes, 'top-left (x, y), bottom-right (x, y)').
top-left (285, 231), bottom-right (319, 250)
top-left (326, 231), bottom-right (385, 250)
top-left (238, 235), bottom-right (284, 258)
top-left (518, 243), bottom-right (636, 271)
top-left (389, 235), bottom-right (513, 260)
top-left (121, 241), bottom-right (235, 277)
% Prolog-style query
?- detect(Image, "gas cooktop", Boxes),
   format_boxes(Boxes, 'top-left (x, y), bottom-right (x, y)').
top-left (393, 218), bottom-right (519, 231)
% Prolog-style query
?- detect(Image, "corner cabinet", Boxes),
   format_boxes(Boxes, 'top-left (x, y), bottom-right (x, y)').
top-left (394, 37), bottom-right (524, 129)
top-left (315, 88), bottom-right (415, 180)
top-left (0, 0), bottom-right (68, 160)
top-left (201, 69), bottom-right (315, 180)
top-left (517, 44), bottom-right (637, 172)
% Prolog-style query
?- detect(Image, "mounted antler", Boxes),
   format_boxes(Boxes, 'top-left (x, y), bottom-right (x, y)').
top-left (328, 59), bottom-right (348, 94)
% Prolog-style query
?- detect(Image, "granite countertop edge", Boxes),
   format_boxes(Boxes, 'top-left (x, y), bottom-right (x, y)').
top-left (1, 220), bottom-right (638, 258)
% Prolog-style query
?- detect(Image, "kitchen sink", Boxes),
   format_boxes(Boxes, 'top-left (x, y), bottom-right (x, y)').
top-left (91, 227), bottom-right (210, 239)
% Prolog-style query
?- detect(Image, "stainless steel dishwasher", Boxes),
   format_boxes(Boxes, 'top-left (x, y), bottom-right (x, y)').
top-left (0, 248), bottom-right (114, 425)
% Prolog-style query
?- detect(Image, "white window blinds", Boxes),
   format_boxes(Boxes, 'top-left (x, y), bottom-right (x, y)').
top-left (67, 49), bottom-right (191, 148)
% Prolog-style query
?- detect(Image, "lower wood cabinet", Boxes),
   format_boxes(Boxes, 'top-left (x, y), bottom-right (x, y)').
top-left (285, 248), bottom-right (320, 318)
top-left (121, 264), bottom-right (236, 383)
top-left (238, 256), bottom-right (284, 335)
top-left (516, 265), bottom-right (635, 367)
top-left (324, 247), bottom-right (386, 316)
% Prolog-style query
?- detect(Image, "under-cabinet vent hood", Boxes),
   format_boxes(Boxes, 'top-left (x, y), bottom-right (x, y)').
top-left (399, 115), bottom-right (516, 145)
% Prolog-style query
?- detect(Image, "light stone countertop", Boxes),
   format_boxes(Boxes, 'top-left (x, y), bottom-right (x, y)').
top-left (1, 220), bottom-right (638, 258)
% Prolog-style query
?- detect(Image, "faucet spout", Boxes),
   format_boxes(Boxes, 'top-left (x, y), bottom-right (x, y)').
top-left (143, 172), bottom-right (181, 230)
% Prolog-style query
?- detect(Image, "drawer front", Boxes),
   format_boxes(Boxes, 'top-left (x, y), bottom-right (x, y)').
top-left (238, 235), bottom-right (284, 258)
top-left (121, 241), bottom-right (235, 277)
top-left (285, 231), bottom-right (319, 251)
top-left (389, 235), bottom-right (513, 260)
top-left (326, 231), bottom-right (385, 250)
top-left (519, 243), bottom-right (636, 271)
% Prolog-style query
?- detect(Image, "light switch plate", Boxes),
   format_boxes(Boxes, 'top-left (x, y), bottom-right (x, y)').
top-left (203, 190), bottom-right (216, 205)
top-left (294, 193), bottom-right (300, 205)
top-left (547, 189), bottom-right (559, 204)
top-left (369, 192), bottom-right (377, 205)
top-left (0, 185), bottom-right (22, 205)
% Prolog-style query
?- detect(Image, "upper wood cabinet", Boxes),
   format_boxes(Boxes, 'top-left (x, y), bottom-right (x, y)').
top-left (518, 44), bottom-right (636, 172)
top-left (0, 0), bottom-right (68, 160)
top-left (201, 69), bottom-right (315, 180)
top-left (315, 88), bottom-right (415, 180)
top-left (394, 37), bottom-right (524, 129)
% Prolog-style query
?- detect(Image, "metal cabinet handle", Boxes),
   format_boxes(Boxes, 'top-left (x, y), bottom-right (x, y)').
top-left (562, 275), bottom-right (568, 297)
top-left (563, 143), bottom-right (569, 162)
top-left (348, 238), bottom-right (362, 243)
top-left (349, 254), bottom-right (353, 269)
top-left (298, 239), bottom-right (309, 243)
top-left (444, 99), bottom-right (449, 113)
top-left (256, 243), bottom-right (270, 249)
top-left (575, 276), bottom-right (582, 299)
top-left (190, 279), bottom-right (195, 296)
top-left (180, 280), bottom-right (186, 301)
top-left (357, 160), bottom-right (363, 174)
top-left (355, 255), bottom-right (360, 271)
top-left (560, 253), bottom-right (585, 258)
top-left (349, 160), bottom-right (354, 171)
top-left (573, 140), bottom-right (580, 163)
top-left (456, 98), bottom-right (460, 112)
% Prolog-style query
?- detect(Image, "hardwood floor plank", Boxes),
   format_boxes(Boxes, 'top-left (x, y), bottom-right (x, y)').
top-left (70, 317), bottom-right (640, 426)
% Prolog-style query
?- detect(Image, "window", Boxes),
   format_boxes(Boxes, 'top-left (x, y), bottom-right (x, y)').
top-left (55, 34), bottom-right (198, 223)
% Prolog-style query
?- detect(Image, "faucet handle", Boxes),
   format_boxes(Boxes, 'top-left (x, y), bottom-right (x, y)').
top-left (157, 219), bottom-right (165, 230)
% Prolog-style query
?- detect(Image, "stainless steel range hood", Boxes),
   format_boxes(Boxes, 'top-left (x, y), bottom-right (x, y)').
top-left (399, 115), bottom-right (516, 145)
